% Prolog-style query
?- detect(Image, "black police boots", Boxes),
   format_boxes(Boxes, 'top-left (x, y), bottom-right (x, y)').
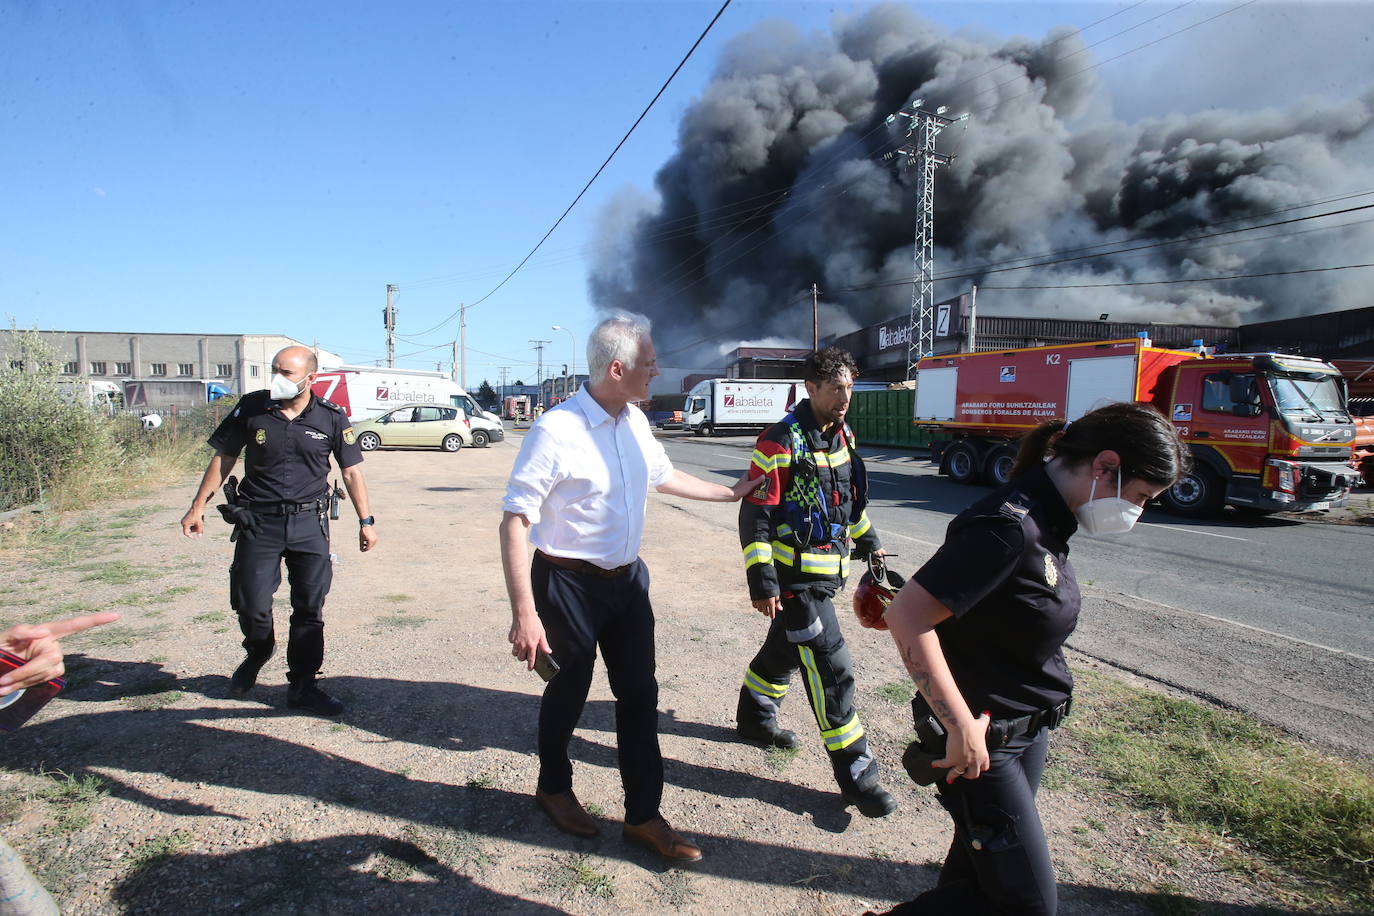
top-left (287, 678), bottom-right (344, 717)
top-left (229, 648), bottom-right (273, 698)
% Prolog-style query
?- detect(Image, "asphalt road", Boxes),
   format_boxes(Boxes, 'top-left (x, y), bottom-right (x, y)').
top-left (651, 429), bottom-right (1374, 759)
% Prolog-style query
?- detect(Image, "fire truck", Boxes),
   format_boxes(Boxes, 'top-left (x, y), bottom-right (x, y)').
top-left (914, 336), bottom-right (1360, 516)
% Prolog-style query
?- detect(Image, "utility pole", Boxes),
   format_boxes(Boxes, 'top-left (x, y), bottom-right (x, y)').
top-left (459, 303), bottom-right (467, 390)
top-left (384, 283), bottom-right (398, 368)
top-left (499, 366), bottom-right (509, 404)
top-left (812, 283), bottom-right (819, 352)
top-left (530, 340), bottom-right (549, 407)
top-left (885, 100), bottom-right (967, 379)
top-left (451, 341), bottom-right (458, 384)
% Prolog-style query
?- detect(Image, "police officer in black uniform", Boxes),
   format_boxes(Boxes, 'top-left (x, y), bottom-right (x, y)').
top-left (871, 403), bottom-right (1188, 916)
top-left (181, 345), bottom-right (377, 716)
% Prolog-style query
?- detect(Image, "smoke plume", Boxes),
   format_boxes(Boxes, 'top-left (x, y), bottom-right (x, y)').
top-left (588, 3), bottom-right (1374, 363)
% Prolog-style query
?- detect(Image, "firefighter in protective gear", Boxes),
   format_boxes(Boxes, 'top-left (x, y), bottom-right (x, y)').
top-left (736, 347), bottom-right (896, 818)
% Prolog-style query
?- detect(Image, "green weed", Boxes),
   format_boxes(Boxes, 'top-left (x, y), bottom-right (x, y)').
top-left (874, 680), bottom-right (912, 705)
top-left (130, 830), bottom-right (193, 866)
top-left (33, 771), bottom-right (108, 832)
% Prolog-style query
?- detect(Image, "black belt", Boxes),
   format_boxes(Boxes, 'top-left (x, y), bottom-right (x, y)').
top-left (535, 550), bottom-right (634, 579)
top-left (240, 499), bottom-right (325, 516)
top-left (988, 698), bottom-right (1073, 748)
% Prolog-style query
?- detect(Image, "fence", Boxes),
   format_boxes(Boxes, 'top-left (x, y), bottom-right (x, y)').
top-left (849, 388), bottom-right (933, 450)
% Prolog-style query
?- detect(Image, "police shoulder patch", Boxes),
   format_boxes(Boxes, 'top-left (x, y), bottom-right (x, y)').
top-left (1043, 552), bottom-right (1059, 588)
top-left (342, 427), bottom-right (356, 445)
top-left (254, 428), bottom-right (267, 446)
top-left (998, 498), bottom-right (1030, 521)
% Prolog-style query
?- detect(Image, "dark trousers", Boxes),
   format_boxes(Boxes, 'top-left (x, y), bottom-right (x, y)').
top-left (531, 553), bottom-right (662, 825)
top-left (893, 727), bottom-right (1056, 916)
top-left (737, 584), bottom-right (876, 792)
top-left (228, 510), bottom-right (332, 684)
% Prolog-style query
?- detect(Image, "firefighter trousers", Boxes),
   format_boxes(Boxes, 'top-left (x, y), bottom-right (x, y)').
top-left (737, 583), bottom-right (877, 793)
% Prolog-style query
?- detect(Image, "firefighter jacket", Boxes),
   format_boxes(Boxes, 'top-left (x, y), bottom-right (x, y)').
top-left (739, 399), bottom-right (881, 600)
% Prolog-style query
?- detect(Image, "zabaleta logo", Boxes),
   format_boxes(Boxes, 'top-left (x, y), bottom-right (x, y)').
top-left (377, 386), bottom-right (436, 404)
top-left (723, 394), bottom-right (773, 408)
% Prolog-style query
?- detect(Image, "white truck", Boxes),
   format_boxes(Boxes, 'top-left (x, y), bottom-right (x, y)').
top-left (311, 365), bottom-right (505, 447)
top-left (682, 378), bottom-right (805, 437)
top-left (57, 380), bottom-right (124, 415)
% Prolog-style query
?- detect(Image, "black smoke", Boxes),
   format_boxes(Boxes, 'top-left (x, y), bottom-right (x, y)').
top-left (588, 3), bottom-right (1374, 363)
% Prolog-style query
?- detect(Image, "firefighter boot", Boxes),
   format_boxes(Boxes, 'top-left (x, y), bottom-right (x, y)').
top-left (735, 685), bottom-right (800, 749)
top-left (836, 752), bottom-right (896, 818)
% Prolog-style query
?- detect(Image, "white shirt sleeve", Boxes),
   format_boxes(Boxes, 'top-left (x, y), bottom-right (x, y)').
top-left (645, 422), bottom-right (674, 489)
top-left (502, 423), bottom-right (560, 524)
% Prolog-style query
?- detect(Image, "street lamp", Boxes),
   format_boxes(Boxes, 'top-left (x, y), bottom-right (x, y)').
top-left (551, 325), bottom-right (577, 400)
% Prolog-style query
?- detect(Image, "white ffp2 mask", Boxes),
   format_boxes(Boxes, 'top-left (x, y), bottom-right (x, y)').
top-left (269, 373), bottom-right (305, 401)
top-left (1075, 474), bottom-right (1143, 535)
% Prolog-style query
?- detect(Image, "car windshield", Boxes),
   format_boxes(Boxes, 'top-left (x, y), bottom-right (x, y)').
top-left (1269, 374), bottom-right (1347, 420)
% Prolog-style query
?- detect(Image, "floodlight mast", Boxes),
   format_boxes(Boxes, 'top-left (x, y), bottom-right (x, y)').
top-left (885, 101), bottom-right (968, 379)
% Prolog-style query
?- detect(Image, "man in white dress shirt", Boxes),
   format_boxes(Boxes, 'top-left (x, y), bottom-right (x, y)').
top-left (501, 311), bottom-right (755, 862)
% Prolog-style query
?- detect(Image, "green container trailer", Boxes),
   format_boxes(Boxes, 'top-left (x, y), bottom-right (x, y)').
top-left (849, 388), bottom-right (932, 450)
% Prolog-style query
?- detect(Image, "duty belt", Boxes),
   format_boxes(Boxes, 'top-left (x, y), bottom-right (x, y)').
top-left (536, 550), bottom-right (635, 579)
top-left (987, 697), bottom-right (1073, 748)
top-left (240, 498), bottom-right (325, 516)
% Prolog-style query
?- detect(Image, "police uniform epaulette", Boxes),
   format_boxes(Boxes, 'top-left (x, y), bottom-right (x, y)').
top-left (998, 493), bottom-right (1033, 521)
top-left (318, 398), bottom-right (343, 412)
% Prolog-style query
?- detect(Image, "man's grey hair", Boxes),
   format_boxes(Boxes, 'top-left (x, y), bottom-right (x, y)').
top-left (587, 311), bottom-right (652, 382)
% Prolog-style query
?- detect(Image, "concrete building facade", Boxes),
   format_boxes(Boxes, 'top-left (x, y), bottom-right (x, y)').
top-left (2, 330), bottom-right (342, 396)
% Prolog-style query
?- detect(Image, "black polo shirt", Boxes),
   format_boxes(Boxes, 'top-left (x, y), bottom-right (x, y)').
top-left (208, 390), bottom-right (363, 503)
top-left (912, 464), bottom-right (1081, 718)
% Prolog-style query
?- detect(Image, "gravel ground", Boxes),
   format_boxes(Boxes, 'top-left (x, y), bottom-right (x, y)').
top-left (0, 443), bottom-right (1348, 914)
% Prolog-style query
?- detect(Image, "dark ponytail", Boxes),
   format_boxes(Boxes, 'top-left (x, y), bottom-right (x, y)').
top-left (1011, 403), bottom-right (1190, 486)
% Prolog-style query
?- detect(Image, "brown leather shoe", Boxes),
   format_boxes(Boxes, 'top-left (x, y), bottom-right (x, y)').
top-left (535, 789), bottom-right (599, 838)
top-left (622, 816), bottom-right (702, 862)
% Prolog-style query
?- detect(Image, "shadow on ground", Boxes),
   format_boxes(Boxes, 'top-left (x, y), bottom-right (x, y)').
top-left (2, 656), bottom-right (1323, 914)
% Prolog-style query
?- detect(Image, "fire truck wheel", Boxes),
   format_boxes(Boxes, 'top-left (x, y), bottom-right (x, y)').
top-left (357, 432), bottom-right (380, 452)
top-left (1160, 465), bottom-right (1225, 517)
top-left (945, 442), bottom-right (981, 485)
top-left (471, 430), bottom-right (489, 447)
top-left (983, 445), bottom-right (1018, 487)
top-left (441, 434), bottom-right (463, 453)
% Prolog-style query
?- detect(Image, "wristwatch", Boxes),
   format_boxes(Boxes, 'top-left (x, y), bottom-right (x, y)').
top-left (359, 516), bottom-right (376, 527)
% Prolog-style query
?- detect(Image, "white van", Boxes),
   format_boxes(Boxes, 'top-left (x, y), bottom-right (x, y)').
top-left (312, 366), bottom-right (505, 447)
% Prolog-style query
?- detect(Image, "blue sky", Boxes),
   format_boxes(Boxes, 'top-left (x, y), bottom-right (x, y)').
top-left (3, 0), bottom-right (1368, 389)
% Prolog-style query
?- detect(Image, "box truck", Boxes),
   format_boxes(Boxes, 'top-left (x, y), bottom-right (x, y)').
top-left (914, 337), bottom-right (1359, 516)
top-left (123, 379), bottom-right (232, 412)
top-left (311, 366), bottom-right (504, 446)
top-left (682, 379), bottom-right (805, 437)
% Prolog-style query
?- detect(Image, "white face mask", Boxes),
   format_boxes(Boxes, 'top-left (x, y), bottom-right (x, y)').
top-left (269, 372), bottom-right (307, 401)
top-left (1075, 473), bottom-right (1143, 535)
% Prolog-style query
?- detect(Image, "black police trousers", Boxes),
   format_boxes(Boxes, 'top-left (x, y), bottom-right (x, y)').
top-left (229, 509), bottom-right (332, 684)
top-left (738, 583), bottom-right (877, 794)
top-left (888, 726), bottom-right (1056, 916)
top-left (530, 553), bottom-right (662, 826)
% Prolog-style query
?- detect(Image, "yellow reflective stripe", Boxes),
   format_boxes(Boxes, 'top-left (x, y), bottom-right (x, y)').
top-left (813, 448), bottom-right (850, 469)
top-left (849, 512), bottom-right (872, 539)
top-left (797, 646), bottom-right (828, 728)
top-left (743, 541), bottom-right (773, 569)
top-left (744, 667), bottom-right (789, 699)
top-left (751, 449), bottom-right (792, 473)
top-left (776, 522), bottom-right (793, 538)
top-left (821, 713), bottom-right (865, 751)
top-left (771, 541), bottom-right (847, 576)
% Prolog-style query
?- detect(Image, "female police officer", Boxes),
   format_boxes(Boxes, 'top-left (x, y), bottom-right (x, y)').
top-left (873, 402), bottom-right (1188, 916)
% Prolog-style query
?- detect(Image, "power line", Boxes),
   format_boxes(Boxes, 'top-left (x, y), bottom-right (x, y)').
top-left (979, 262), bottom-right (1374, 290)
top-left (404, 0), bottom-right (734, 339)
